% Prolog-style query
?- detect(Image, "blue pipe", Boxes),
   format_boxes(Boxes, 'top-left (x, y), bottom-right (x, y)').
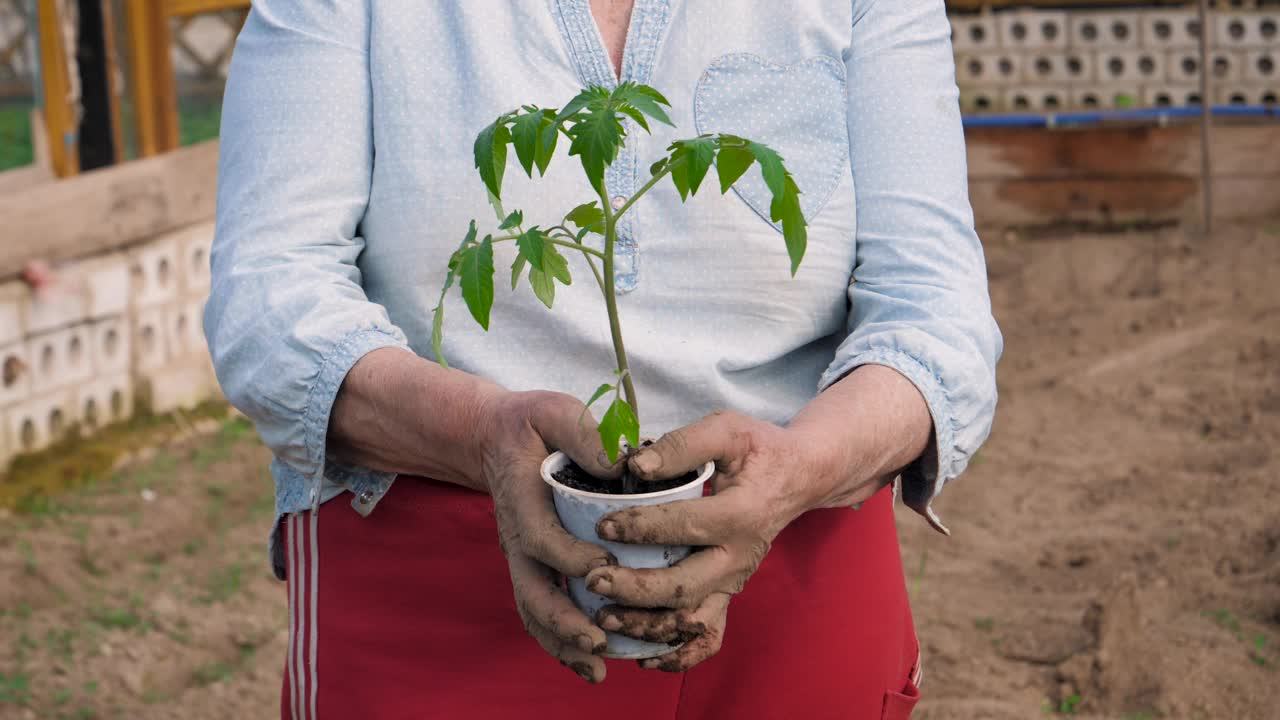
top-left (963, 105), bottom-right (1280, 128)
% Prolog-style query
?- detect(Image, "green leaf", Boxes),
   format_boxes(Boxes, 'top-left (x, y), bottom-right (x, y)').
top-left (747, 141), bottom-right (787, 199)
top-left (516, 227), bottom-right (546, 271)
top-left (474, 117), bottom-right (512, 200)
top-left (511, 111), bottom-right (543, 177)
top-left (669, 136), bottom-right (716, 196)
top-left (613, 82), bottom-right (674, 128)
top-left (584, 383), bottom-right (615, 410)
top-left (670, 160), bottom-right (690, 201)
top-left (598, 396), bottom-right (641, 464)
top-left (565, 201), bottom-right (604, 232)
top-left (544, 86), bottom-right (610, 150)
top-left (535, 110), bottom-right (559, 176)
top-left (543, 242), bottom-right (572, 285)
top-left (649, 157), bottom-right (669, 177)
top-left (715, 143), bottom-right (755, 194)
top-left (510, 253), bottom-right (527, 290)
top-left (460, 234), bottom-right (495, 329)
top-left (617, 104), bottom-right (651, 133)
top-left (770, 174), bottom-right (807, 276)
top-left (528, 267), bottom-right (555, 308)
top-left (432, 220), bottom-right (479, 367)
top-left (567, 106), bottom-right (624, 194)
top-left (499, 210), bottom-right (523, 230)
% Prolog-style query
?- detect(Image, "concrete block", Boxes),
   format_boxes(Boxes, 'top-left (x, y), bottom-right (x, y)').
top-left (1063, 51), bottom-right (1097, 84)
top-left (27, 326), bottom-right (93, 394)
top-left (177, 223), bottom-right (214, 295)
top-left (1168, 50), bottom-right (1244, 84)
top-left (997, 10), bottom-right (1068, 50)
top-left (1022, 53), bottom-right (1076, 83)
top-left (1002, 86), bottom-right (1070, 112)
top-left (0, 342), bottom-right (32, 408)
top-left (1244, 50), bottom-right (1278, 83)
top-left (5, 390), bottom-right (74, 454)
top-left (25, 283), bottom-right (87, 335)
top-left (0, 281), bottom-right (25, 347)
top-left (1140, 10), bottom-right (1209, 49)
top-left (958, 52), bottom-right (1024, 87)
top-left (139, 360), bottom-right (221, 414)
top-left (91, 316), bottom-right (130, 376)
top-left (1097, 50), bottom-right (1166, 84)
top-left (1070, 12), bottom-right (1141, 49)
top-left (128, 237), bottom-right (180, 309)
top-left (1068, 85), bottom-right (1141, 110)
top-left (1141, 85), bottom-right (1201, 108)
top-left (960, 88), bottom-right (1002, 113)
top-left (1262, 88), bottom-right (1279, 106)
top-left (1217, 85), bottom-right (1267, 106)
top-left (75, 373), bottom-right (133, 431)
top-left (1216, 12), bottom-right (1265, 49)
top-left (950, 15), bottom-right (999, 52)
top-left (166, 299), bottom-right (209, 359)
top-left (132, 306), bottom-right (169, 372)
top-left (77, 252), bottom-right (131, 319)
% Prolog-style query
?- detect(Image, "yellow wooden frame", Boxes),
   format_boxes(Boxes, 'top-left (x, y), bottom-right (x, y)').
top-left (168, 0), bottom-right (250, 18)
top-left (35, 0), bottom-right (79, 177)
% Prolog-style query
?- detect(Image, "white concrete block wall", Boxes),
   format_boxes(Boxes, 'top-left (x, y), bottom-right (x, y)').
top-left (1168, 50), bottom-right (1244, 84)
top-left (1141, 10), bottom-right (1207, 50)
top-left (91, 316), bottom-right (130, 376)
top-left (1063, 51), bottom-right (1097, 84)
top-left (1244, 50), bottom-right (1278, 84)
top-left (1070, 12), bottom-right (1142, 49)
top-left (144, 361), bottom-right (220, 415)
top-left (1003, 86), bottom-right (1069, 112)
top-left (25, 283), bottom-right (86, 335)
top-left (1098, 50), bottom-right (1166, 85)
top-left (6, 390), bottom-right (74, 455)
top-left (129, 237), bottom-right (180, 309)
top-left (999, 10), bottom-right (1069, 51)
top-left (166, 299), bottom-right (209, 359)
top-left (951, 15), bottom-right (999, 52)
top-left (75, 373), bottom-right (132, 432)
top-left (1141, 85), bottom-right (1201, 108)
top-left (1216, 13), bottom-right (1265, 49)
top-left (180, 226), bottom-right (213, 295)
top-left (0, 282), bottom-right (24, 347)
top-left (1024, 53), bottom-right (1072, 84)
top-left (132, 306), bottom-right (170, 372)
top-left (960, 88), bottom-right (1001, 113)
top-left (27, 326), bottom-right (94, 395)
top-left (0, 342), bottom-right (32, 407)
top-left (78, 252), bottom-right (131, 319)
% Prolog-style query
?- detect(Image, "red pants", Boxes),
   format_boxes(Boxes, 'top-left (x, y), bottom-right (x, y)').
top-left (281, 477), bottom-right (920, 719)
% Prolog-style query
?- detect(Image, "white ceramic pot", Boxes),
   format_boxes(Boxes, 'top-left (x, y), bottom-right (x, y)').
top-left (540, 450), bottom-right (715, 659)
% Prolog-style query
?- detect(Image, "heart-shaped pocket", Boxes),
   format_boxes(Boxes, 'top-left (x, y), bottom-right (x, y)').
top-left (694, 53), bottom-right (849, 230)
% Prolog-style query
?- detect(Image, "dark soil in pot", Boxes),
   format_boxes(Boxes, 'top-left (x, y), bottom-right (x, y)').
top-left (552, 443), bottom-right (701, 495)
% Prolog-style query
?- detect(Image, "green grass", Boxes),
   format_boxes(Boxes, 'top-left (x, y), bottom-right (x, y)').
top-left (0, 103), bottom-right (34, 171)
top-left (0, 97), bottom-right (220, 174)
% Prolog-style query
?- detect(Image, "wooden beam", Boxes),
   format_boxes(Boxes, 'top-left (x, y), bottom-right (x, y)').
top-left (34, 0), bottom-right (79, 177)
top-left (0, 140), bottom-right (218, 278)
top-left (124, 0), bottom-right (179, 158)
top-left (167, 0), bottom-right (250, 18)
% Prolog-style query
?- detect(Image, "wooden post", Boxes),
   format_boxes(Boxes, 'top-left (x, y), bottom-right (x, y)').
top-left (34, 0), bottom-right (80, 177)
top-left (1197, 0), bottom-right (1213, 237)
top-left (125, 0), bottom-right (178, 157)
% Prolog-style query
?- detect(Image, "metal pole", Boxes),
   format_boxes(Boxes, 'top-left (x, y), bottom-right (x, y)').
top-left (1197, 0), bottom-right (1213, 237)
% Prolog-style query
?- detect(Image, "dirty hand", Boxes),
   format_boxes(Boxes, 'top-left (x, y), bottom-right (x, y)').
top-left (477, 390), bottom-right (625, 684)
top-left (584, 410), bottom-right (836, 672)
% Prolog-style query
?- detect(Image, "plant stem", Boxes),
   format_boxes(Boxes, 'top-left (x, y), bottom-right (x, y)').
top-left (489, 234), bottom-right (606, 260)
top-left (612, 155), bottom-right (686, 222)
top-left (597, 183), bottom-right (639, 419)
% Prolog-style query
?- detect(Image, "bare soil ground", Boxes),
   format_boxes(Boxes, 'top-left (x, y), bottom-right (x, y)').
top-left (0, 220), bottom-right (1276, 719)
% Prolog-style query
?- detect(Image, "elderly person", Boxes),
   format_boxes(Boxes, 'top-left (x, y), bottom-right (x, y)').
top-left (206, 0), bottom-right (1001, 717)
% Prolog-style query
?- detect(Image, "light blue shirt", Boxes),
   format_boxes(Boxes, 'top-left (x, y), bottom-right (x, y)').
top-left (205, 0), bottom-right (1002, 576)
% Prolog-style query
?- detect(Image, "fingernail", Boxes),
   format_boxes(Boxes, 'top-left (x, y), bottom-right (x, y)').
top-left (592, 639), bottom-right (608, 655)
top-left (588, 574), bottom-right (613, 595)
top-left (633, 451), bottom-right (660, 476)
top-left (569, 661), bottom-right (595, 683)
top-left (576, 634), bottom-right (596, 653)
top-left (597, 520), bottom-right (619, 541)
top-left (588, 555), bottom-right (613, 570)
top-left (600, 615), bottom-right (622, 632)
top-left (639, 659), bottom-right (659, 670)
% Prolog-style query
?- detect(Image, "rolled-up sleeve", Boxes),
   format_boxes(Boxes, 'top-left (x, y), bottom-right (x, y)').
top-left (818, 0), bottom-right (1003, 533)
top-left (204, 0), bottom-right (410, 489)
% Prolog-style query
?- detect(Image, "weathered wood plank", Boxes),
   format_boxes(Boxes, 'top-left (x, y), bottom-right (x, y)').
top-left (966, 124), bottom-right (1280, 181)
top-left (0, 140), bottom-right (217, 278)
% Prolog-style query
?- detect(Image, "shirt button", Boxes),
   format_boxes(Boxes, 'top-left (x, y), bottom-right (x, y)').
top-left (611, 195), bottom-right (626, 211)
top-left (358, 490), bottom-right (374, 505)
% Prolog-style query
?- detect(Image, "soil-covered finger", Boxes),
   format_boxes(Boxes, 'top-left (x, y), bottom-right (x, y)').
top-left (585, 547), bottom-right (733, 609)
top-left (638, 593), bottom-right (732, 673)
top-left (596, 605), bottom-right (700, 644)
top-left (528, 391), bottom-right (624, 479)
top-left (519, 484), bottom-right (617, 578)
top-left (509, 553), bottom-right (608, 654)
top-left (525, 620), bottom-right (607, 684)
top-left (596, 491), bottom-right (749, 546)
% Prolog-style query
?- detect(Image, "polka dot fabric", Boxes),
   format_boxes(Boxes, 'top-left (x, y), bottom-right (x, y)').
top-left (695, 53), bottom-right (849, 229)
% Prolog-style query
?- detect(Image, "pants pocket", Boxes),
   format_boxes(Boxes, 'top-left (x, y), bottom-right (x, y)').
top-left (879, 678), bottom-right (920, 720)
